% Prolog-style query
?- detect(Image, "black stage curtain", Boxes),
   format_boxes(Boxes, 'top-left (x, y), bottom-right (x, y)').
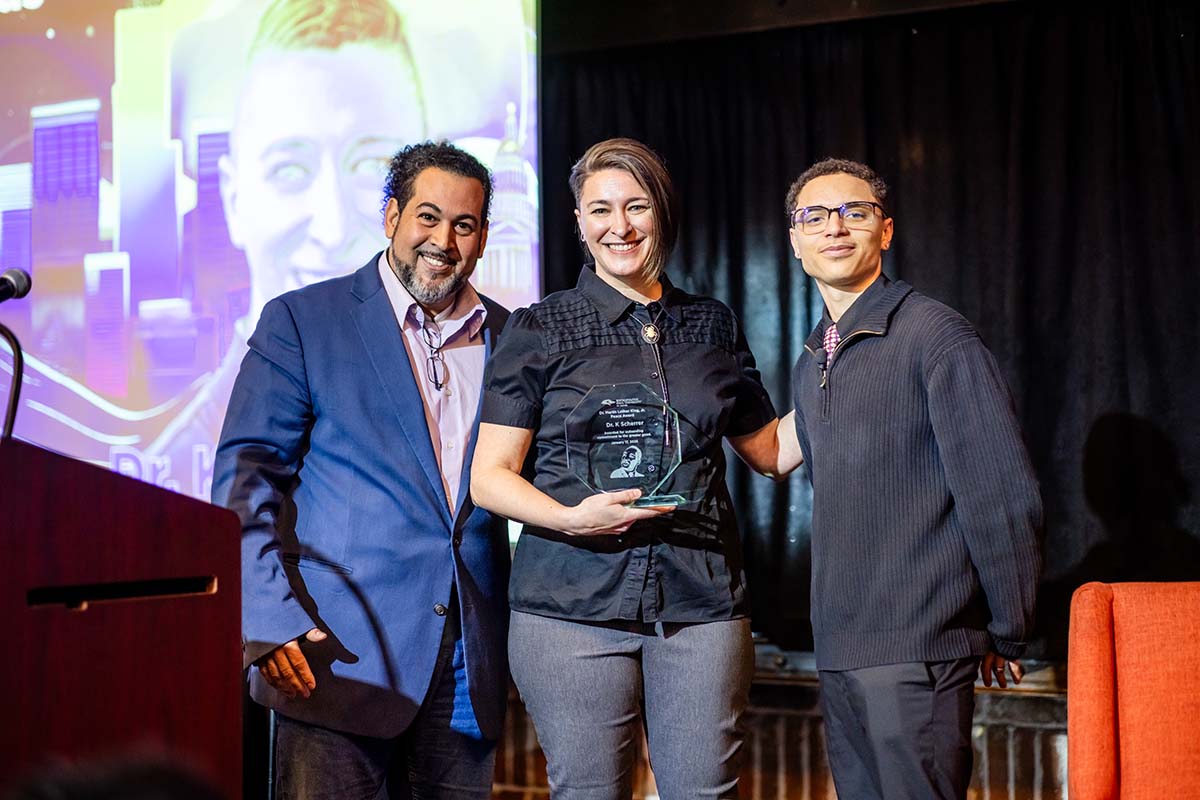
top-left (541, 1), bottom-right (1200, 657)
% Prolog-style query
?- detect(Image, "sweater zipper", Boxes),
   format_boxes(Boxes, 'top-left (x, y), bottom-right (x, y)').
top-left (810, 328), bottom-right (885, 420)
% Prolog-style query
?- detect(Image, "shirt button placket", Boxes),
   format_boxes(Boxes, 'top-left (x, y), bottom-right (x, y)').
top-left (620, 546), bottom-right (650, 618)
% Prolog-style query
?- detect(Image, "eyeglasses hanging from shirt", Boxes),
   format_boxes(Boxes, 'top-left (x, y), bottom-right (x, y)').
top-left (420, 318), bottom-right (448, 390)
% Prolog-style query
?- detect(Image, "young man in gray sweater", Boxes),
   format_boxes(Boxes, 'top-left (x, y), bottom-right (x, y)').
top-left (786, 158), bottom-right (1042, 799)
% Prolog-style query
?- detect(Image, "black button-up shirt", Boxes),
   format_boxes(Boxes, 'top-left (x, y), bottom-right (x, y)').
top-left (481, 266), bottom-right (776, 623)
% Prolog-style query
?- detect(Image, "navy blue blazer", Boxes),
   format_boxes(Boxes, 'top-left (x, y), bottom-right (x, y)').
top-left (212, 255), bottom-right (511, 739)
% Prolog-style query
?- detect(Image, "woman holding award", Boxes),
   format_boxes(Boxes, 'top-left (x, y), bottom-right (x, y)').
top-left (471, 137), bottom-right (801, 798)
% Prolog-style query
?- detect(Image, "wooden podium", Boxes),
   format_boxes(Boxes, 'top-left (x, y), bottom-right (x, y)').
top-left (0, 438), bottom-right (243, 798)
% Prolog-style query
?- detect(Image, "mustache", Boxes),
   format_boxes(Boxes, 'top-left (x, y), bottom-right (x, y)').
top-left (417, 247), bottom-right (452, 261)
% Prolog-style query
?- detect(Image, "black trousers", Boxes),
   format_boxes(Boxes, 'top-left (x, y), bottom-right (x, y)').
top-left (818, 657), bottom-right (980, 800)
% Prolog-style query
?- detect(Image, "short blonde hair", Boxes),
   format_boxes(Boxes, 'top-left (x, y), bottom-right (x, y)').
top-left (248, 0), bottom-right (426, 134)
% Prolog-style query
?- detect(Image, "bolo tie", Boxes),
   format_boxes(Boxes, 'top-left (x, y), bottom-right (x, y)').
top-left (632, 304), bottom-right (672, 448)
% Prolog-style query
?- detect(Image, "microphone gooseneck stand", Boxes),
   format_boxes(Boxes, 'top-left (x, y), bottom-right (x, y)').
top-left (1, 323), bottom-right (23, 441)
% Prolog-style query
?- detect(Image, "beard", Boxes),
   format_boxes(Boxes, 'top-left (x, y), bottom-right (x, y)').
top-left (389, 247), bottom-right (470, 309)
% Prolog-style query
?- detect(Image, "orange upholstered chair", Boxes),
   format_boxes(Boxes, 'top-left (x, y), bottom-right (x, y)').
top-left (1068, 581), bottom-right (1200, 799)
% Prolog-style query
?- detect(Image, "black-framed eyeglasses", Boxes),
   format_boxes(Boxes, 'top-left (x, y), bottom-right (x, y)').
top-left (789, 201), bottom-right (886, 234)
top-left (419, 320), bottom-right (446, 390)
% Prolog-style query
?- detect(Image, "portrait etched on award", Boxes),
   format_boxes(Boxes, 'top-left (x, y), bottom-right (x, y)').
top-left (565, 383), bottom-right (685, 508)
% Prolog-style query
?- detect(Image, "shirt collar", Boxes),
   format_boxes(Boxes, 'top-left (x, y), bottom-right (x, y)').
top-left (809, 272), bottom-right (913, 353)
top-left (377, 251), bottom-right (486, 338)
top-left (823, 272), bottom-right (890, 335)
top-left (576, 264), bottom-right (685, 326)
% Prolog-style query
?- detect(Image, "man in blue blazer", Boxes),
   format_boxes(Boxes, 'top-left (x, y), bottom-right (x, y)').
top-left (213, 141), bottom-right (511, 799)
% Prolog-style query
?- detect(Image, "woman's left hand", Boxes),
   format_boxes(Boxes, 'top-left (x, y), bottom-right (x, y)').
top-left (559, 489), bottom-right (672, 537)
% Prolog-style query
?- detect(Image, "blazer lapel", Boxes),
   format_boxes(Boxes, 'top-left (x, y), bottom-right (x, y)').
top-left (350, 262), bottom-right (453, 529)
top-left (452, 324), bottom-right (494, 526)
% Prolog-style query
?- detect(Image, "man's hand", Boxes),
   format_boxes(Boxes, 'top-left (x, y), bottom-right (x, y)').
top-left (979, 651), bottom-right (1023, 689)
top-left (257, 628), bottom-right (327, 698)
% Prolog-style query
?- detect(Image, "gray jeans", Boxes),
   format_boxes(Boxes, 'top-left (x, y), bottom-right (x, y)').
top-left (508, 610), bottom-right (753, 800)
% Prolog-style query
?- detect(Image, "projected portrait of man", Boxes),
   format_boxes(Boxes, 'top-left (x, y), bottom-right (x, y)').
top-left (144, 0), bottom-right (426, 494)
top-left (220, 0), bottom-right (427, 328)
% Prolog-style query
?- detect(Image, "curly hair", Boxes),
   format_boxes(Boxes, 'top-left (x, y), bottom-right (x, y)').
top-left (382, 141), bottom-right (493, 224)
top-left (785, 157), bottom-right (891, 220)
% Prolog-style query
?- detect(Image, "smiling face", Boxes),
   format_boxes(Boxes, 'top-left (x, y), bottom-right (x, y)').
top-left (219, 43), bottom-right (424, 325)
top-left (789, 172), bottom-right (894, 295)
top-left (384, 167), bottom-right (488, 313)
top-left (574, 168), bottom-right (658, 293)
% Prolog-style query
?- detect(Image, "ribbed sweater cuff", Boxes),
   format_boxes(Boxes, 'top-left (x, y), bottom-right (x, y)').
top-left (991, 636), bottom-right (1028, 660)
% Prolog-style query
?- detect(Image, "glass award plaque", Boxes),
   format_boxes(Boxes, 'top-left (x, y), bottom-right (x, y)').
top-left (565, 382), bottom-right (685, 508)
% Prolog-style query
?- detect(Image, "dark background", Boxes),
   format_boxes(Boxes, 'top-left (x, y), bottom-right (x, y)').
top-left (540, 0), bottom-right (1200, 658)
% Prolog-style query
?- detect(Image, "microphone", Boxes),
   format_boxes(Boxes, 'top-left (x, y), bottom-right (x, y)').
top-left (0, 269), bottom-right (32, 304)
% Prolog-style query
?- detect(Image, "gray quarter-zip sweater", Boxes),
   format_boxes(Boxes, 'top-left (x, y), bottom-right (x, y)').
top-left (792, 273), bottom-right (1042, 670)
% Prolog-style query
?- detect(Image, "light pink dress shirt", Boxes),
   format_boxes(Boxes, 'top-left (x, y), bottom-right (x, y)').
top-left (378, 253), bottom-right (487, 516)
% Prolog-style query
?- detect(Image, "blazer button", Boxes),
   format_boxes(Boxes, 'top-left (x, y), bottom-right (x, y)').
top-left (434, 603), bottom-right (448, 616)
top-left (452, 534), bottom-right (463, 547)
